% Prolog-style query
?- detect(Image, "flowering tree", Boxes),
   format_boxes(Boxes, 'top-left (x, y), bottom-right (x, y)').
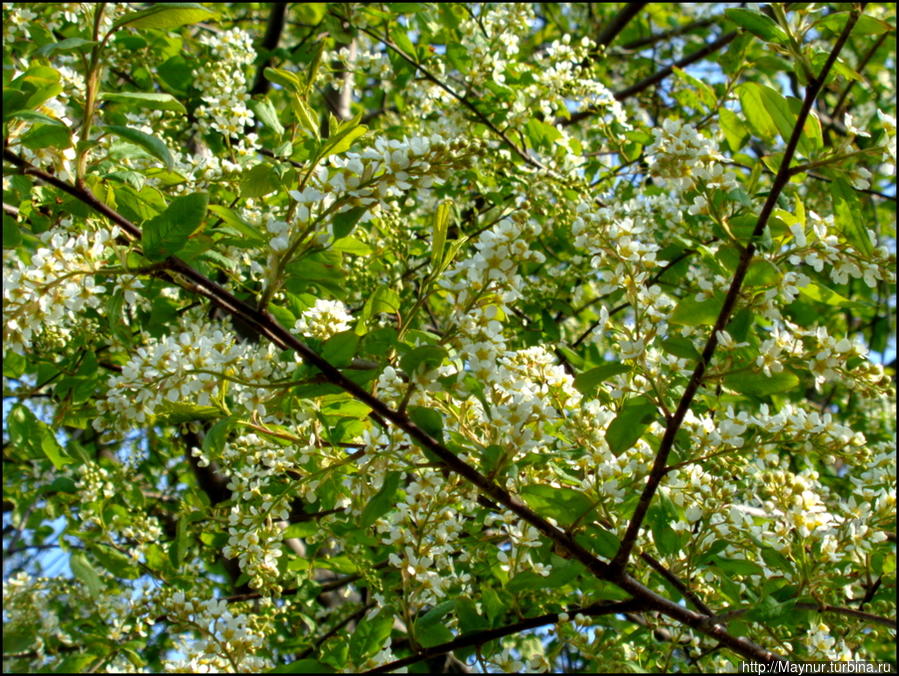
top-left (3, 2), bottom-right (896, 673)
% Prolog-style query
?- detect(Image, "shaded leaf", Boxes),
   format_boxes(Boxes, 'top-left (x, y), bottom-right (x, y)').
top-left (106, 125), bottom-right (173, 169)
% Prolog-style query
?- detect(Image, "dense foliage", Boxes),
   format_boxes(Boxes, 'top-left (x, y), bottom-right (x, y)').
top-left (3, 2), bottom-right (896, 672)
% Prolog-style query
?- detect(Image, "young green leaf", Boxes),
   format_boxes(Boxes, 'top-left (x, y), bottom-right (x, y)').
top-left (106, 125), bottom-right (174, 170)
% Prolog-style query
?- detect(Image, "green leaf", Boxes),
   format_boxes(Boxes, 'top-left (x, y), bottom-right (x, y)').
top-left (208, 204), bottom-right (266, 246)
top-left (360, 471), bottom-right (402, 528)
top-left (271, 659), bottom-right (334, 674)
top-left (413, 600), bottom-right (456, 647)
top-left (481, 587), bottom-right (505, 626)
top-left (392, 29), bottom-right (418, 59)
top-left (400, 345), bottom-right (446, 375)
top-left (332, 206), bottom-right (367, 239)
top-left (7, 404), bottom-right (71, 469)
top-left (202, 417), bottom-right (233, 457)
top-left (363, 286), bottom-right (401, 319)
top-left (648, 498), bottom-right (684, 556)
top-left (348, 611), bottom-right (393, 663)
top-left (672, 66), bottom-right (716, 109)
top-left (3, 627), bottom-right (37, 655)
top-left (574, 363), bottom-right (629, 396)
top-left (115, 3), bottom-right (216, 30)
top-left (756, 86), bottom-right (797, 146)
top-left (321, 331), bottom-right (359, 367)
top-left (106, 125), bottom-right (174, 169)
top-left (408, 406), bottom-right (444, 442)
top-left (100, 92), bottom-right (186, 113)
top-left (92, 544), bottom-right (139, 579)
top-left (431, 199), bottom-right (453, 272)
top-left (35, 37), bottom-right (97, 57)
top-left (725, 8), bottom-right (789, 43)
top-left (265, 67), bottom-right (303, 91)
top-left (830, 178), bottom-right (872, 256)
top-left (660, 336), bottom-right (700, 361)
top-left (711, 557), bottom-right (765, 577)
top-left (169, 514), bottom-right (190, 568)
top-left (21, 124), bottom-right (71, 151)
top-left (724, 370), bottom-right (799, 397)
top-left (455, 597), bottom-right (488, 633)
top-left (669, 294), bottom-right (725, 326)
top-left (70, 553), bottom-right (105, 597)
top-left (576, 525), bottom-right (620, 559)
top-left (143, 192), bottom-right (208, 261)
top-left (719, 107), bottom-right (748, 153)
top-left (252, 97), bottom-right (284, 136)
top-left (520, 484), bottom-right (594, 528)
top-left (317, 117), bottom-right (367, 160)
top-left (5, 110), bottom-right (66, 126)
top-left (815, 12), bottom-right (895, 37)
top-left (241, 163), bottom-right (279, 199)
top-left (508, 558), bottom-right (583, 592)
top-left (746, 596), bottom-right (797, 627)
top-left (737, 83), bottom-right (778, 140)
top-left (605, 397), bottom-right (657, 456)
top-left (798, 283), bottom-right (850, 307)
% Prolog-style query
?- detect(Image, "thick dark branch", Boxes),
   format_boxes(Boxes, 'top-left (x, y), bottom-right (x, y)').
top-left (608, 6), bottom-right (864, 573)
top-left (595, 2), bottom-right (648, 49)
top-left (365, 600), bottom-right (648, 674)
top-left (249, 3), bottom-right (288, 97)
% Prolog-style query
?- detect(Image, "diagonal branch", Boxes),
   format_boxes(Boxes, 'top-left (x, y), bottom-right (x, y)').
top-left (608, 5), bottom-right (865, 574)
top-left (595, 2), bottom-right (649, 49)
top-left (365, 599), bottom-right (648, 674)
top-left (717, 602), bottom-right (896, 630)
top-left (2, 150), bottom-right (785, 666)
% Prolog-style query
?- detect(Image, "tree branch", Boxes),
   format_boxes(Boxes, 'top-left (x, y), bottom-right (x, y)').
top-left (595, 2), bottom-right (649, 49)
top-left (716, 602), bottom-right (896, 630)
top-left (331, 10), bottom-right (547, 174)
top-left (608, 5), bottom-right (864, 574)
top-left (2, 149), bottom-right (786, 666)
top-left (365, 599), bottom-right (648, 674)
top-left (619, 18), bottom-right (716, 52)
top-left (248, 2), bottom-right (288, 98)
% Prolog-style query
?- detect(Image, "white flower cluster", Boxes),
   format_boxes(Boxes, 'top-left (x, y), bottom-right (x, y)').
top-left (533, 34), bottom-right (630, 129)
top-left (482, 346), bottom-right (582, 457)
top-left (754, 319), bottom-right (885, 391)
top-left (99, 317), bottom-right (288, 433)
top-left (193, 28), bottom-right (259, 158)
top-left (265, 133), bottom-right (470, 254)
top-left (646, 118), bottom-right (738, 194)
top-left (456, 4), bottom-right (535, 87)
top-left (294, 299), bottom-right (353, 341)
top-left (3, 224), bottom-right (123, 354)
top-left (487, 510), bottom-right (551, 577)
top-left (163, 590), bottom-right (272, 673)
top-left (376, 470), bottom-right (475, 611)
top-left (785, 211), bottom-right (894, 289)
